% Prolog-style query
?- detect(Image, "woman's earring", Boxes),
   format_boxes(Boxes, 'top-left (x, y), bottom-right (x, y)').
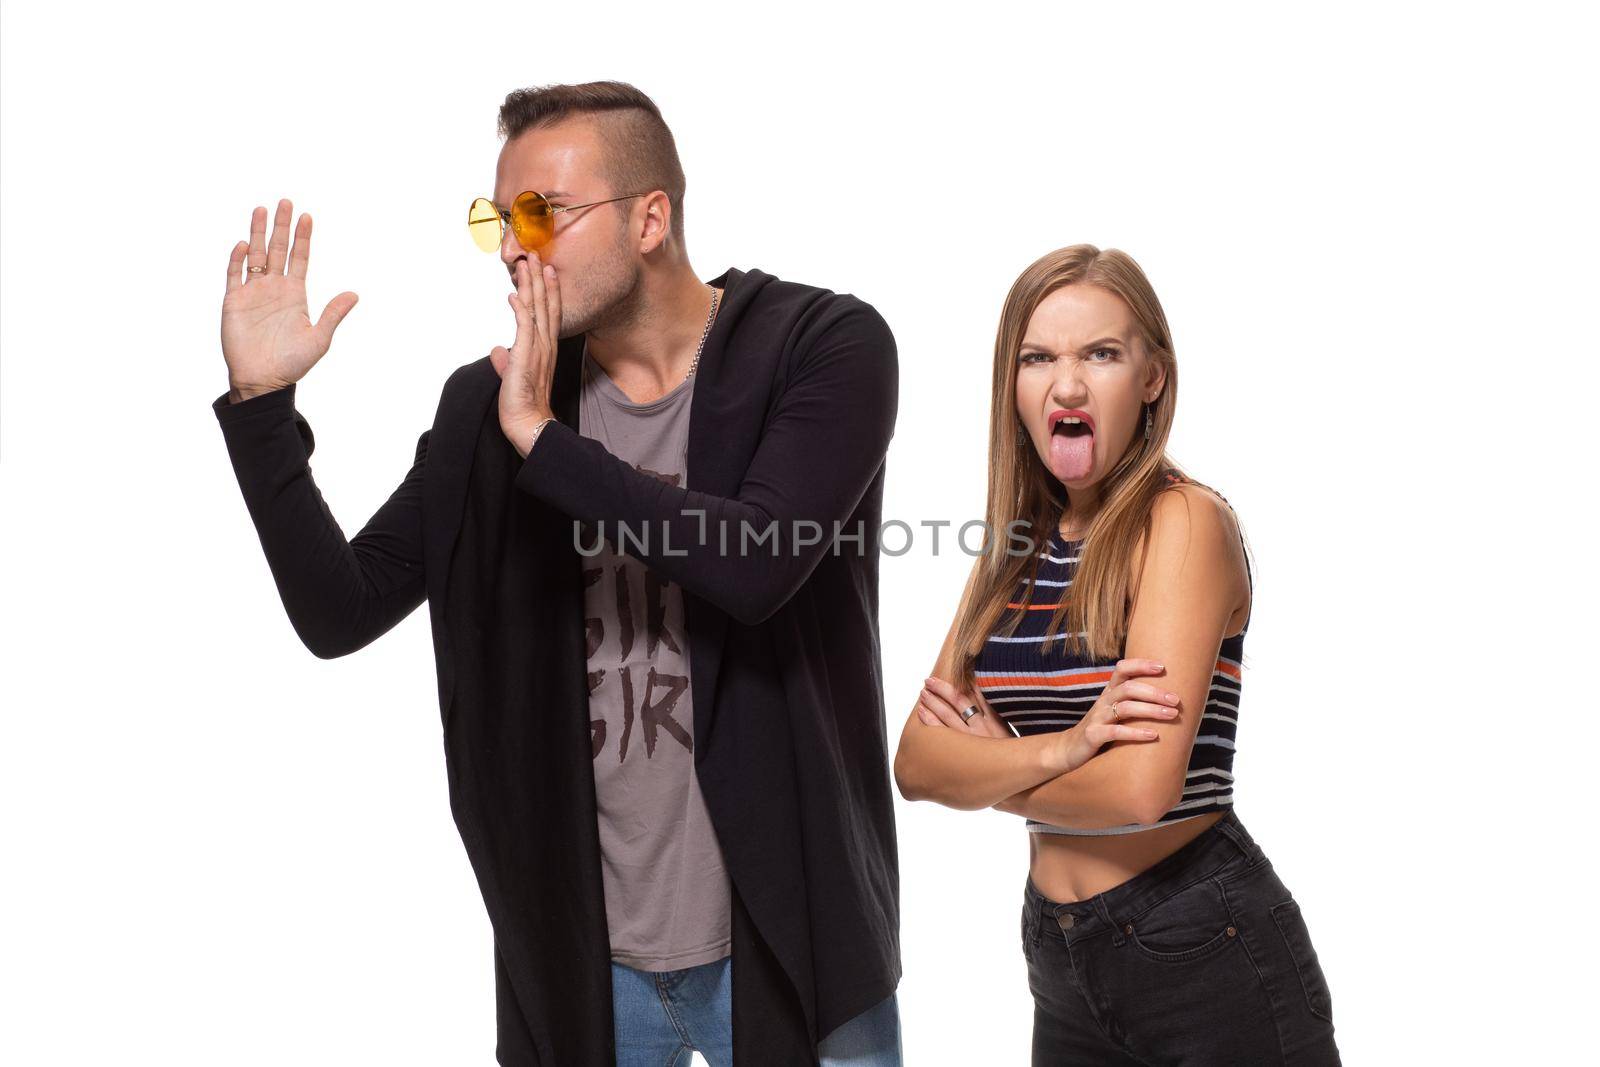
top-left (1143, 405), bottom-right (1154, 440)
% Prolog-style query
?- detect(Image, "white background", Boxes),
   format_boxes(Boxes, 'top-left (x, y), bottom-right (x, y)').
top-left (3, 1), bottom-right (1595, 1063)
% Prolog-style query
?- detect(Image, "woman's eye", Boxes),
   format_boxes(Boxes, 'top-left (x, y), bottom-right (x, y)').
top-left (1021, 349), bottom-right (1118, 365)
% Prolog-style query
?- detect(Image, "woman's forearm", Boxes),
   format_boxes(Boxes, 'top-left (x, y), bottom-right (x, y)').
top-left (894, 723), bottom-right (1073, 811)
top-left (992, 744), bottom-right (1174, 829)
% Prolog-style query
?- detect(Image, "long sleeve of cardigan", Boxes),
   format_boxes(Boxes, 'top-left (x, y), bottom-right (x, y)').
top-left (211, 383), bottom-right (429, 659)
top-left (514, 300), bottom-right (898, 626)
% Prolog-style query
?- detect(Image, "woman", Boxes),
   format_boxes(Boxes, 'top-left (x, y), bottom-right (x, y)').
top-left (893, 245), bottom-right (1340, 1064)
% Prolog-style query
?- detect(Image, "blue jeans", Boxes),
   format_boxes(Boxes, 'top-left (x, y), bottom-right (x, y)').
top-left (610, 955), bottom-right (902, 1066)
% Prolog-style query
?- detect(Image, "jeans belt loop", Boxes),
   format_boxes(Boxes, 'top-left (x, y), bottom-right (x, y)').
top-left (1093, 895), bottom-right (1125, 946)
top-left (1215, 813), bottom-right (1256, 863)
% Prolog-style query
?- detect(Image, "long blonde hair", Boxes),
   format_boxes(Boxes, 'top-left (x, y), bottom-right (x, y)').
top-left (951, 244), bottom-right (1223, 691)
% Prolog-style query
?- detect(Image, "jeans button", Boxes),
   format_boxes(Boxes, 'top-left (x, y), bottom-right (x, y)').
top-left (1056, 912), bottom-right (1075, 931)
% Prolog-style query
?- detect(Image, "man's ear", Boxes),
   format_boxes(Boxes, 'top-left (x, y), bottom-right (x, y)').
top-left (637, 191), bottom-right (673, 255)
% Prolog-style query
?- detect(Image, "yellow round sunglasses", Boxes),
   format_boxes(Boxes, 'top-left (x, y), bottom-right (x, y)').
top-left (467, 189), bottom-right (648, 252)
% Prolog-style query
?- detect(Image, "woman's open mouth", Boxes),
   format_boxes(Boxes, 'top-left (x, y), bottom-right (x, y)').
top-left (1047, 411), bottom-right (1095, 479)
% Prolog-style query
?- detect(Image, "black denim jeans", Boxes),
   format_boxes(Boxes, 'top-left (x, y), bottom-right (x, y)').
top-left (1021, 811), bottom-right (1341, 1065)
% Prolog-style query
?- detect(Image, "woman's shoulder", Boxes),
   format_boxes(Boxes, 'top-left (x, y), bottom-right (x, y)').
top-left (1135, 473), bottom-right (1250, 617)
top-left (1147, 476), bottom-right (1242, 547)
top-left (1152, 466), bottom-right (1239, 519)
top-left (1125, 469), bottom-right (1243, 571)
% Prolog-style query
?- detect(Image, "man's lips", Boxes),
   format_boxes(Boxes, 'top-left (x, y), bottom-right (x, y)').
top-left (1048, 409), bottom-right (1095, 432)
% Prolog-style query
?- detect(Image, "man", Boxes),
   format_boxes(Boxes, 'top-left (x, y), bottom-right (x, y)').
top-left (213, 80), bottom-right (902, 1065)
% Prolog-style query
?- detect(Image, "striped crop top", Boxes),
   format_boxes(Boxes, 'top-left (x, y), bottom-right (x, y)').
top-left (973, 489), bottom-right (1251, 836)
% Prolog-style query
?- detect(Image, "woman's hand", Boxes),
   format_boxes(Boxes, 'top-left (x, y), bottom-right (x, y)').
top-left (491, 254), bottom-right (560, 457)
top-left (917, 659), bottom-right (1183, 773)
top-left (1053, 658), bottom-right (1182, 773)
top-left (221, 199), bottom-right (359, 401)
top-left (916, 676), bottom-right (1013, 739)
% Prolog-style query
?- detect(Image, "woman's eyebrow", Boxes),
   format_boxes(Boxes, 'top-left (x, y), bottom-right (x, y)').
top-left (1019, 336), bottom-right (1127, 354)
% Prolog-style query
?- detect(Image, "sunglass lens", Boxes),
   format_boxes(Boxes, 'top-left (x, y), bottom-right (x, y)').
top-left (511, 191), bottom-right (554, 250)
top-left (468, 197), bottom-right (503, 252)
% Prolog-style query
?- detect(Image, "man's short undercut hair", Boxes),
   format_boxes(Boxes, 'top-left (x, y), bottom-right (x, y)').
top-left (497, 80), bottom-right (687, 243)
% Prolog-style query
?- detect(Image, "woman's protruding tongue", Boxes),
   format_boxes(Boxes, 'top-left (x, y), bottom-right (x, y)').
top-left (1049, 426), bottom-right (1094, 481)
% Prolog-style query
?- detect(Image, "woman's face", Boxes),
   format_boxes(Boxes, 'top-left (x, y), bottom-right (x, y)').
top-left (1015, 284), bottom-right (1165, 495)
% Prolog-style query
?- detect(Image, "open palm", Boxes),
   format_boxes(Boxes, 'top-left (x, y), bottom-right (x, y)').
top-left (221, 198), bottom-right (358, 397)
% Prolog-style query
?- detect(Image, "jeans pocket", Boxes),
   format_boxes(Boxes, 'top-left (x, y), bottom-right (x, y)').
top-left (1124, 877), bottom-right (1240, 964)
top-left (1270, 898), bottom-right (1334, 1023)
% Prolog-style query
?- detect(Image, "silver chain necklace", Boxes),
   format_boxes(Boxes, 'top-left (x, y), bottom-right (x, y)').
top-left (574, 284), bottom-right (725, 458)
top-left (685, 284), bottom-right (721, 382)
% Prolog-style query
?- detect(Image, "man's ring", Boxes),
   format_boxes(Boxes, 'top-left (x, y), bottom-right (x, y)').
top-left (960, 704), bottom-right (980, 723)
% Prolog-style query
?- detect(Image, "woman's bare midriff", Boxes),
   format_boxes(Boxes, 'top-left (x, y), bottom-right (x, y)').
top-left (1017, 509), bottom-right (1248, 904)
top-left (1027, 809), bottom-right (1227, 903)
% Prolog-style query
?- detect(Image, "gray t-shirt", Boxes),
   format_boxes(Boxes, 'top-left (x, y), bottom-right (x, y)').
top-left (577, 345), bottom-right (733, 971)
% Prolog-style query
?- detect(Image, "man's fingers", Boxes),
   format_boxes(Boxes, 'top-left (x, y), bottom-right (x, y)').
top-left (505, 295), bottom-right (520, 371)
top-left (246, 206), bottom-right (268, 276)
top-left (508, 270), bottom-right (534, 367)
top-left (287, 212), bottom-right (312, 280)
top-left (266, 198), bottom-right (292, 275)
top-left (544, 263), bottom-right (562, 344)
top-left (529, 253), bottom-right (548, 349)
top-left (226, 240), bottom-right (248, 293)
top-left (313, 291), bottom-right (358, 342)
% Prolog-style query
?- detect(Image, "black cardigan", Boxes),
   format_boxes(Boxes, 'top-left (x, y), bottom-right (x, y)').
top-left (211, 266), bottom-right (902, 1065)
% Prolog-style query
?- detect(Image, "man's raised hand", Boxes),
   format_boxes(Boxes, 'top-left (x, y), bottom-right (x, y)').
top-left (221, 198), bottom-right (358, 402)
top-left (490, 254), bottom-right (560, 457)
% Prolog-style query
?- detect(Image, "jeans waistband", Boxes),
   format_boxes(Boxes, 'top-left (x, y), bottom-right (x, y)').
top-left (1023, 810), bottom-right (1263, 944)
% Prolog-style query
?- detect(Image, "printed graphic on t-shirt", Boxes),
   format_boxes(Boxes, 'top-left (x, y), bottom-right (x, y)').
top-left (585, 464), bottom-right (692, 764)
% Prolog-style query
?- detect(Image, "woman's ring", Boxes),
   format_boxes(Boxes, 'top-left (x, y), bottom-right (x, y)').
top-left (1110, 701), bottom-right (1120, 721)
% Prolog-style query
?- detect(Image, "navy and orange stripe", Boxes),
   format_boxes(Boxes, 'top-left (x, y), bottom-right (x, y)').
top-left (973, 478), bottom-right (1251, 837)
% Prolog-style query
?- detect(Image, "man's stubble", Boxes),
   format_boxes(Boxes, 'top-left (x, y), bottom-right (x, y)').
top-left (557, 222), bottom-right (645, 340)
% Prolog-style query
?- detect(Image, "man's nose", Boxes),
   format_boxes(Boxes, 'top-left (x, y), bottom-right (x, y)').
top-left (499, 224), bottom-right (523, 267)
